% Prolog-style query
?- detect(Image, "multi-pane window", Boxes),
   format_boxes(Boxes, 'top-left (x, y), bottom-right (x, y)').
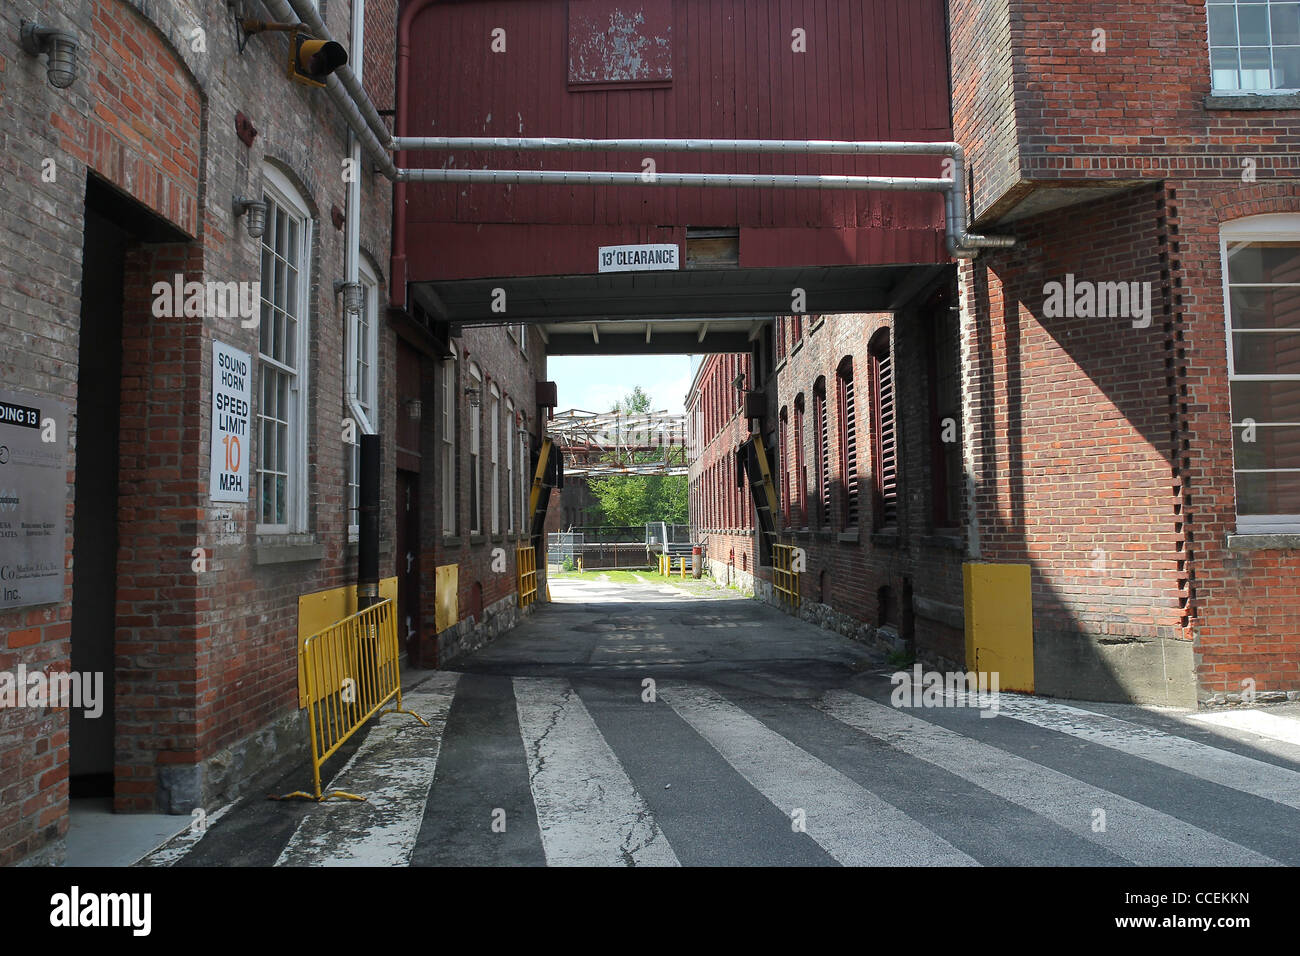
top-left (468, 364), bottom-right (482, 534)
top-left (779, 406), bottom-right (790, 525)
top-left (441, 357), bottom-right (457, 536)
top-left (814, 378), bottom-right (829, 527)
top-left (489, 384), bottom-right (501, 534)
top-left (837, 357), bottom-right (860, 529)
top-left (506, 399), bottom-right (516, 533)
top-left (1208, 1), bottom-right (1300, 91)
top-left (347, 264), bottom-right (379, 536)
top-left (519, 425), bottom-right (530, 531)
top-left (1223, 216), bottom-right (1300, 531)
top-left (257, 169), bottom-right (310, 532)
top-left (869, 331), bottom-right (899, 531)
top-left (794, 394), bottom-right (808, 527)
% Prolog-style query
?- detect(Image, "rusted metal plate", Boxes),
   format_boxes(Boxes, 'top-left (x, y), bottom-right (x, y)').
top-left (568, 1), bottom-right (673, 86)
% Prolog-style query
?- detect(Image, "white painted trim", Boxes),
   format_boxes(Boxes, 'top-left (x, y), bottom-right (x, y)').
top-left (257, 167), bottom-right (312, 535)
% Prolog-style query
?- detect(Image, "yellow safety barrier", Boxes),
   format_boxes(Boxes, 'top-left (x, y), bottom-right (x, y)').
top-left (518, 545), bottom-right (539, 607)
top-left (772, 543), bottom-right (801, 609)
top-left (680, 556), bottom-right (687, 578)
top-left (274, 598), bottom-right (427, 802)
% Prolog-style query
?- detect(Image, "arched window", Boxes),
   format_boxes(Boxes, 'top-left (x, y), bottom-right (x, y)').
top-left (779, 406), bottom-right (790, 525)
top-left (257, 166), bottom-right (312, 532)
top-left (793, 393), bottom-right (808, 528)
top-left (813, 377), bottom-right (829, 527)
top-left (837, 356), bottom-right (859, 529)
top-left (441, 355), bottom-right (457, 536)
top-left (1222, 214), bottom-right (1300, 531)
top-left (868, 330), bottom-right (898, 531)
top-left (468, 363), bottom-right (482, 534)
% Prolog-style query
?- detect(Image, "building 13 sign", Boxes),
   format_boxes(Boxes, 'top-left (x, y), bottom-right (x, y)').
top-left (0, 387), bottom-right (67, 610)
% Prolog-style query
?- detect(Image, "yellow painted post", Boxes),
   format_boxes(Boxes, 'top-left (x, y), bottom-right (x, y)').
top-left (963, 563), bottom-right (1034, 693)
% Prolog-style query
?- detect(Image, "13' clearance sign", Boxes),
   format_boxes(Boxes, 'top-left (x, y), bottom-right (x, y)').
top-left (209, 340), bottom-right (251, 501)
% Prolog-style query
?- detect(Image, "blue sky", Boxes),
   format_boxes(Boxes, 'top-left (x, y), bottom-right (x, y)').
top-left (547, 354), bottom-right (699, 414)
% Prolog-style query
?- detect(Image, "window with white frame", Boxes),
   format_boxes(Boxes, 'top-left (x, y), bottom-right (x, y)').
top-left (1222, 215), bottom-right (1300, 532)
top-left (1208, 1), bottom-right (1300, 92)
top-left (347, 261), bottom-right (379, 537)
top-left (257, 168), bottom-right (311, 532)
top-left (441, 357), bottom-right (457, 536)
top-left (489, 384), bottom-right (501, 534)
top-left (469, 364), bottom-right (483, 534)
top-left (520, 424), bottom-right (530, 530)
top-left (506, 398), bottom-right (516, 533)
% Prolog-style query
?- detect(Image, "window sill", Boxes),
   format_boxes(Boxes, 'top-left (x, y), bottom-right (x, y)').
top-left (468, 533), bottom-right (485, 545)
top-left (837, 529), bottom-right (860, 544)
top-left (255, 536), bottom-right (324, 565)
top-left (871, 530), bottom-right (901, 548)
top-left (774, 357), bottom-right (788, 374)
top-left (491, 533), bottom-right (505, 544)
top-left (1204, 92), bottom-right (1300, 111)
top-left (442, 535), bottom-right (462, 547)
top-left (1227, 533), bottom-right (1300, 551)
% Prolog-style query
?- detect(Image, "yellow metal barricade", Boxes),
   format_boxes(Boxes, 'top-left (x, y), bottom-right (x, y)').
top-left (274, 598), bottom-right (427, 802)
top-left (772, 543), bottom-right (801, 609)
top-left (518, 545), bottom-right (539, 607)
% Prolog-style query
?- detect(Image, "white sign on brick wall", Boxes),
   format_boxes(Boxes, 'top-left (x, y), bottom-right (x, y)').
top-left (209, 340), bottom-right (251, 502)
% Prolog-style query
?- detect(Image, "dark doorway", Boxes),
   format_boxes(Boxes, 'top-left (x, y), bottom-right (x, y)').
top-left (397, 469), bottom-right (421, 661)
top-left (69, 203), bottom-right (128, 795)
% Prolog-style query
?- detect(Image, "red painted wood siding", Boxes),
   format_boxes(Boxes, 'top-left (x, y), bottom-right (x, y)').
top-left (402, 0), bottom-right (952, 280)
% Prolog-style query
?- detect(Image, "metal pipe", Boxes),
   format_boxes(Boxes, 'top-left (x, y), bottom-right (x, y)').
top-left (261, 0), bottom-right (397, 179)
top-left (282, 0), bottom-right (393, 149)
top-left (399, 168), bottom-right (953, 192)
top-left (392, 135), bottom-right (1013, 256)
top-left (392, 135), bottom-right (963, 155)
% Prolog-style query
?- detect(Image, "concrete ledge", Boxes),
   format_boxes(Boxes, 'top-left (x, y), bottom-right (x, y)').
top-left (1034, 629), bottom-right (1196, 707)
top-left (254, 541), bottom-right (324, 565)
top-left (913, 595), bottom-right (964, 631)
top-left (1227, 533), bottom-right (1300, 551)
top-left (838, 530), bottom-right (861, 544)
top-left (1205, 92), bottom-right (1300, 110)
top-left (870, 531), bottom-right (900, 548)
top-left (920, 533), bottom-right (964, 551)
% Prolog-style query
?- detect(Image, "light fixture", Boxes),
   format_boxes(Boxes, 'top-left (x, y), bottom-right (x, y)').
top-left (342, 281), bottom-right (364, 315)
top-left (21, 21), bottom-right (78, 90)
top-left (232, 196), bottom-right (267, 238)
top-left (464, 386), bottom-right (481, 407)
top-left (405, 398), bottom-right (422, 421)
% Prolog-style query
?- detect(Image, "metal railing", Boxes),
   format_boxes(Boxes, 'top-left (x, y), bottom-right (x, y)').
top-left (772, 544), bottom-right (802, 610)
top-left (274, 598), bottom-right (427, 802)
top-left (518, 545), bottom-right (539, 608)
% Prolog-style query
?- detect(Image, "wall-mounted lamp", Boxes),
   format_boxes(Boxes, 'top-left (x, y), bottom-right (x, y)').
top-left (232, 196), bottom-right (268, 239)
top-left (464, 386), bottom-right (481, 408)
top-left (20, 21), bottom-right (78, 90)
top-left (405, 398), bottom-right (423, 422)
top-left (335, 280), bottom-right (364, 315)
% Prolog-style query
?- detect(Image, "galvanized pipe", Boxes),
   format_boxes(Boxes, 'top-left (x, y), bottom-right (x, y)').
top-left (262, 0), bottom-right (397, 179)
top-left (398, 168), bottom-right (953, 192)
top-left (391, 135), bottom-right (1013, 256)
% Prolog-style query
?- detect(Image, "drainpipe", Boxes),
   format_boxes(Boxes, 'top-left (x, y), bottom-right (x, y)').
top-left (260, 0), bottom-right (396, 179)
top-left (392, 0), bottom-right (440, 309)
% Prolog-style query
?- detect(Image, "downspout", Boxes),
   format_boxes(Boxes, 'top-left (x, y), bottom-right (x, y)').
top-left (260, 0), bottom-right (397, 179)
top-left (392, 0), bottom-right (439, 309)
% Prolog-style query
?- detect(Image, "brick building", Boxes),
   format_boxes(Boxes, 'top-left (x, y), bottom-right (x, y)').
top-left (0, 0), bottom-right (407, 866)
top-left (689, 1), bottom-right (1300, 709)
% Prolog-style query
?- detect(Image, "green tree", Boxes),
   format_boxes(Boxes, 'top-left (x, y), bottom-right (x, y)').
top-left (587, 388), bottom-right (689, 527)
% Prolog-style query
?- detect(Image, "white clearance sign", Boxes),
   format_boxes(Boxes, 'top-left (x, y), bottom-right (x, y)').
top-left (209, 340), bottom-right (251, 502)
top-left (598, 243), bottom-right (679, 273)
